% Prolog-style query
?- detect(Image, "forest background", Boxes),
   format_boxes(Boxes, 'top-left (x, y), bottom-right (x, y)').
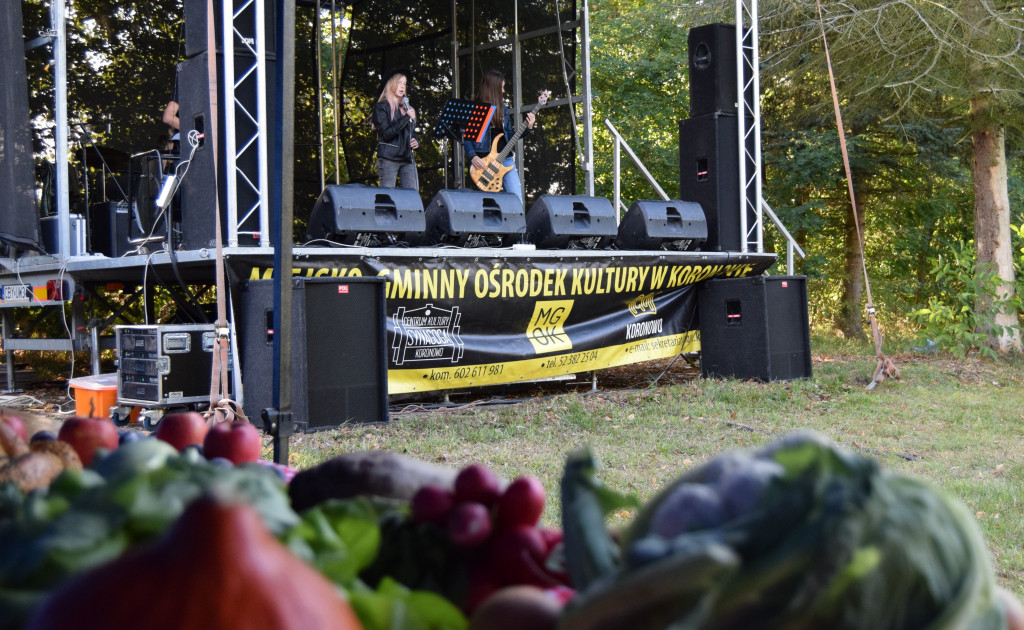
top-left (15, 0), bottom-right (1024, 357)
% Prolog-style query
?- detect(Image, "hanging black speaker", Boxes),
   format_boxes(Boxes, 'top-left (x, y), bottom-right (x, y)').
top-left (184, 0), bottom-right (278, 59)
top-left (422, 189), bottom-right (525, 247)
top-left (176, 51), bottom-right (276, 250)
top-left (525, 194), bottom-right (617, 249)
top-left (688, 23), bottom-right (738, 117)
top-left (237, 277), bottom-right (389, 431)
top-left (698, 275), bottom-right (812, 381)
top-left (614, 199), bottom-right (707, 251)
top-left (306, 184), bottom-right (425, 246)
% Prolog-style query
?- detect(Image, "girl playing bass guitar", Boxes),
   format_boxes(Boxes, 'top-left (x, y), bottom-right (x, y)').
top-left (463, 69), bottom-right (535, 204)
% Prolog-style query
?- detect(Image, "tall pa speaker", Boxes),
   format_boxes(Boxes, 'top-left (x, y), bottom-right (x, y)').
top-left (698, 275), bottom-right (812, 381)
top-left (688, 23), bottom-right (738, 117)
top-left (307, 184), bottom-right (425, 246)
top-left (525, 195), bottom-right (616, 249)
top-left (238, 277), bottom-right (389, 431)
top-left (177, 51), bottom-right (277, 249)
top-left (678, 112), bottom-right (756, 252)
top-left (184, 0), bottom-right (277, 59)
top-left (422, 189), bottom-right (525, 247)
top-left (615, 199), bottom-right (707, 251)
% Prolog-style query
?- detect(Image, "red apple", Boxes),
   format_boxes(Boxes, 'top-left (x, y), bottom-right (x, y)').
top-left (454, 463), bottom-right (502, 506)
top-left (0, 415), bottom-right (28, 442)
top-left (154, 412), bottom-right (209, 452)
top-left (203, 420), bottom-right (262, 464)
top-left (57, 416), bottom-right (119, 466)
top-left (495, 476), bottom-right (546, 529)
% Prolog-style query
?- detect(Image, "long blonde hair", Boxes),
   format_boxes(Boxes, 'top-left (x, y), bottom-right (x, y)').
top-left (378, 73), bottom-right (407, 110)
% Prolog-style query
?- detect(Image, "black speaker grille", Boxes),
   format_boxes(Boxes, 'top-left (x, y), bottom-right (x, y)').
top-left (238, 278), bottom-right (388, 431)
top-left (698, 276), bottom-right (811, 381)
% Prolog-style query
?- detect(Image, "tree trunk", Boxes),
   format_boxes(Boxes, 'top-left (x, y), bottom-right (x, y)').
top-left (838, 197), bottom-right (866, 340)
top-left (969, 96), bottom-right (1022, 353)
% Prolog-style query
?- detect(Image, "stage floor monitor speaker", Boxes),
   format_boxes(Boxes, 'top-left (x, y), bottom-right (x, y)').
top-left (525, 194), bottom-right (616, 249)
top-left (307, 184), bottom-right (425, 246)
top-left (614, 199), bottom-right (707, 251)
top-left (422, 189), bottom-right (524, 247)
top-left (238, 277), bottom-right (388, 431)
top-left (698, 275), bottom-right (811, 381)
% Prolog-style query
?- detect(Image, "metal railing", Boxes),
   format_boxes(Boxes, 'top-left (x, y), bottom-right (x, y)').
top-left (605, 119), bottom-right (805, 274)
top-left (604, 119), bottom-right (669, 219)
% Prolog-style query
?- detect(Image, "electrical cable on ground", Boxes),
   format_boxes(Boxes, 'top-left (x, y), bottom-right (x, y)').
top-left (815, 0), bottom-right (900, 390)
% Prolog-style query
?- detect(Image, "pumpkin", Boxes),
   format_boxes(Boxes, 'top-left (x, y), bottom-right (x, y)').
top-left (26, 495), bottom-right (364, 630)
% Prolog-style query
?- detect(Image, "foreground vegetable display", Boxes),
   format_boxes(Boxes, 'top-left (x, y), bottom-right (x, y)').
top-left (559, 431), bottom-right (1020, 630)
top-left (1, 413), bottom-right (1022, 630)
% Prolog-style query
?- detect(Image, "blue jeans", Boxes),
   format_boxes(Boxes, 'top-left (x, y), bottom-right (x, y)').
top-left (377, 158), bottom-right (419, 191)
top-left (500, 156), bottom-right (523, 205)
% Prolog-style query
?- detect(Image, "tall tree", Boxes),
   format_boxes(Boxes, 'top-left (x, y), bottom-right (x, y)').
top-left (747, 0), bottom-right (1024, 351)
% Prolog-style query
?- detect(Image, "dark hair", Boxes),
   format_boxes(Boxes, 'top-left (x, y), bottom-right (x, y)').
top-left (476, 69), bottom-right (505, 125)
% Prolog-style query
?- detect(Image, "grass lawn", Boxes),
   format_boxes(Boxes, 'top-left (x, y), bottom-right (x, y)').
top-left (284, 340), bottom-right (1024, 597)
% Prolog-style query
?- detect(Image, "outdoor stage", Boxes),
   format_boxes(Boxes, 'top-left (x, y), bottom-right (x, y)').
top-left (0, 244), bottom-right (777, 399)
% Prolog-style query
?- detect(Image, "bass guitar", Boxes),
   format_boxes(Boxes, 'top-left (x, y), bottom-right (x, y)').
top-left (469, 90), bottom-right (551, 192)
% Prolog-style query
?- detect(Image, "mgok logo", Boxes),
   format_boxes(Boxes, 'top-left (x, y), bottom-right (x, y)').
top-left (392, 304), bottom-right (465, 365)
top-left (526, 300), bottom-right (573, 354)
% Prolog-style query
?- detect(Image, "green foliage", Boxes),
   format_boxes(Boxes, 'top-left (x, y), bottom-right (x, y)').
top-left (910, 242), bottom-right (1023, 359)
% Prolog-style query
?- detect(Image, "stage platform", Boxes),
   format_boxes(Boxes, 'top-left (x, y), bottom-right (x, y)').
top-left (0, 246), bottom-right (777, 397)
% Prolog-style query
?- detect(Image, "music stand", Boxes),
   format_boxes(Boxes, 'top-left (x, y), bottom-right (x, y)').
top-left (434, 98), bottom-right (494, 188)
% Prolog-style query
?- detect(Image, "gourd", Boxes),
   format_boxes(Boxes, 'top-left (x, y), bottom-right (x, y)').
top-left (26, 495), bottom-right (364, 630)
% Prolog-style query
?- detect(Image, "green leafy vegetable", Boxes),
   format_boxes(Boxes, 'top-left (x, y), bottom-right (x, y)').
top-left (560, 432), bottom-right (1008, 630)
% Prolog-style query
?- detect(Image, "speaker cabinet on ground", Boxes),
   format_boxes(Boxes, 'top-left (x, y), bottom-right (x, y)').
top-left (689, 23), bottom-right (738, 117)
top-left (525, 194), bottom-right (616, 249)
top-left (176, 51), bottom-right (276, 250)
top-left (307, 184), bottom-right (425, 246)
top-left (89, 201), bottom-right (131, 257)
top-left (678, 113), bottom-right (756, 252)
top-left (238, 277), bottom-right (389, 431)
top-left (184, 0), bottom-right (277, 59)
top-left (614, 199), bottom-right (707, 251)
top-left (422, 189), bottom-right (525, 247)
top-left (698, 275), bottom-right (811, 381)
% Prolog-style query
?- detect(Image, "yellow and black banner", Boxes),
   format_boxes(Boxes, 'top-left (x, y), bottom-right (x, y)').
top-left (229, 252), bottom-right (774, 394)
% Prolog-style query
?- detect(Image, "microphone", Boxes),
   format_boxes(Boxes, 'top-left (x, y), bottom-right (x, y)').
top-left (401, 96), bottom-right (410, 109)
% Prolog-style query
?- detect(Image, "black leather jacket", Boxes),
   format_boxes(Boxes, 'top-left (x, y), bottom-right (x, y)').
top-left (372, 100), bottom-right (417, 163)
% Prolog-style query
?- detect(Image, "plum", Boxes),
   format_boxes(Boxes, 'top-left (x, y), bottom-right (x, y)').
top-left (717, 458), bottom-right (784, 518)
top-left (648, 482), bottom-right (726, 539)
